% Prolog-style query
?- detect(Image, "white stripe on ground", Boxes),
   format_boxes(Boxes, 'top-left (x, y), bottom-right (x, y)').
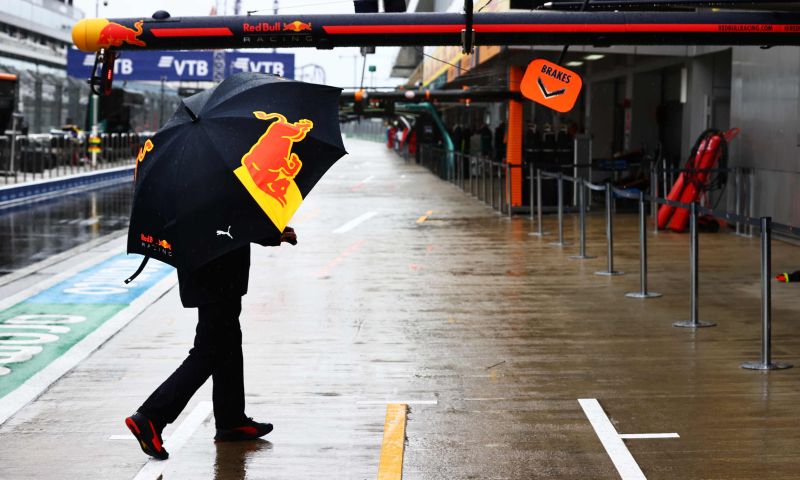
top-left (0, 272), bottom-right (178, 426)
top-left (333, 211), bottom-right (378, 234)
top-left (618, 433), bottom-right (680, 440)
top-left (356, 399), bottom-right (438, 405)
top-left (578, 398), bottom-right (647, 480)
top-left (132, 401), bottom-right (213, 480)
top-left (360, 175), bottom-right (375, 183)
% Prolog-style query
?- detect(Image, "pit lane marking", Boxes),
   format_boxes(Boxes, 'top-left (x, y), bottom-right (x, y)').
top-left (416, 210), bottom-right (434, 224)
top-left (333, 211), bottom-right (378, 234)
top-left (314, 239), bottom-right (366, 278)
top-left (579, 398), bottom-right (679, 480)
top-left (377, 403), bottom-right (408, 480)
top-left (132, 401), bottom-right (213, 480)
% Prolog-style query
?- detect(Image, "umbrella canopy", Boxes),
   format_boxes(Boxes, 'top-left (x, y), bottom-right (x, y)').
top-left (127, 72), bottom-right (346, 272)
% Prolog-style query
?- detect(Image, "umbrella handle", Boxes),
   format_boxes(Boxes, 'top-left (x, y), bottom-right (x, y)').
top-left (124, 256), bottom-right (150, 284)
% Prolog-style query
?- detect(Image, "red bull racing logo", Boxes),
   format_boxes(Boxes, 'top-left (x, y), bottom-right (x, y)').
top-left (234, 112), bottom-right (313, 231)
top-left (140, 233), bottom-right (173, 256)
top-left (98, 20), bottom-right (146, 48)
top-left (283, 21), bottom-right (312, 32)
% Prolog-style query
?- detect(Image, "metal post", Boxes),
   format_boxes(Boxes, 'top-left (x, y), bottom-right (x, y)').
top-left (482, 157), bottom-right (487, 202)
top-left (570, 179), bottom-right (594, 259)
top-left (674, 203), bottom-right (715, 328)
top-left (627, 191), bottom-right (662, 298)
top-left (550, 173), bottom-right (568, 246)
top-left (530, 169), bottom-right (549, 236)
top-left (496, 163), bottom-right (503, 213)
top-left (650, 162), bottom-right (658, 217)
top-left (747, 169), bottom-right (755, 237)
top-left (507, 164), bottom-right (512, 218)
top-left (742, 217), bottom-right (792, 370)
top-left (734, 167), bottom-right (742, 236)
top-left (595, 184), bottom-right (623, 276)
top-left (529, 163), bottom-right (535, 222)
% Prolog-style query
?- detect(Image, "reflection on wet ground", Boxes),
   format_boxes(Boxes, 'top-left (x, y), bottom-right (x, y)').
top-left (0, 182), bottom-right (132, 275)
top-left (214, 440), bottom-right (273, 480)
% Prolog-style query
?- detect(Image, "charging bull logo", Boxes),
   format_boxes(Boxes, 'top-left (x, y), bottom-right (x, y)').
top-left (233, 112), bottom-right (314, 231)
top-left (284, 21), bottom-right (312, 32)
top-left (98, 20), bottom-right (146, 48)
top-left (241, 112), bottom-right (312, 206)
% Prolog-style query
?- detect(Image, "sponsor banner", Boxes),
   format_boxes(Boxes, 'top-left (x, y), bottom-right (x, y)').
top-left (67, 50), bottom-right (295, 82)
top-left (226, 52), bottom-right (294, 78)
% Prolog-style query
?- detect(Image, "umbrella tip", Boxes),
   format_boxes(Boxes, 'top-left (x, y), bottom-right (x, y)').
top-left (183, 105), bottom-right (199, 122)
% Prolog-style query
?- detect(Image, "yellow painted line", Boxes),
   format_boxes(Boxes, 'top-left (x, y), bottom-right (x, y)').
top-left (416, 210), bottom-right (434, 224)
top-left (377, 403), bottom-right (408, 480)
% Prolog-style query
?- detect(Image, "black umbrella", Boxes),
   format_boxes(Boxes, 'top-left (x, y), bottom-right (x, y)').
top-left (126, 72), bottom-right (346, 276)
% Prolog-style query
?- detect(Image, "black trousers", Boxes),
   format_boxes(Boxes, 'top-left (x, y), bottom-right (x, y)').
top-left (139, 298), bottom-right (246, 429)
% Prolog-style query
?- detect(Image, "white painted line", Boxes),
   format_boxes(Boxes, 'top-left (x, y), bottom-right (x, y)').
top-left (356, 399), bottom-right (438, 406)
top-left (619, 433), bottom-right (680, 440)
top-left (0, 272), bottom-right (178, 426)
top-left (578, 398), bottom-right (646, 480)
top-left (333, 211), bottom-right (378, 234)
top-left (361, 175), bottom-right (375, 183)
top-left (132, 401), bottom-right (213, 480)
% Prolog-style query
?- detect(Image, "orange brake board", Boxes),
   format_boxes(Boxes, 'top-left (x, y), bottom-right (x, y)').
top-left (520, 59), bottom-right (583, 113)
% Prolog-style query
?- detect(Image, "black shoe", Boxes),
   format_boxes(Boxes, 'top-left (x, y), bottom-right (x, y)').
top-left (214, 417), bottom-right (273, 442)
top-left (125, 412), bottom-right (169, 460)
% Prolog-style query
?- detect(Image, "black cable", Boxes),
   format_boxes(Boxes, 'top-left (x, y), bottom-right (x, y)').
top-left (556, 0), bottom-right (591, 65)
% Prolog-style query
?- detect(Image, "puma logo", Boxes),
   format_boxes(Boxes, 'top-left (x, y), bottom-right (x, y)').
top-left (216, 226), bottom-right (233, 239)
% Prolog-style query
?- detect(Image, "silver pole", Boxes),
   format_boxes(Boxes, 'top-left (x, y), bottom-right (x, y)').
top-left (497, 163), bottom-right (503, 215)
top-left (489, 159), bottom-right (495, 208)
top-left (748, 169), bottom-right (755, 237)
top-left (627, 191), bottom-right (662, 298)
top-left (595, 184), bottom-right (623, 276)
top-left (734, 167), bottom-right (742, 236)
top-left (674, 203), bottom-right (715, 328)
top-left (529, 164), bottom-right (535, 222)
top-left (530, 169), bottom-right (549, 237)
top-left (742, 217), bottom-right (792, 370)
top-left (507, 164), bottom-right (513, 218)
top-left (550, 173), bottom-right (567, 246)
top-left (650, 162), bottom-right (658, 220)
top-left (571, 179), bottom-right (594, 260)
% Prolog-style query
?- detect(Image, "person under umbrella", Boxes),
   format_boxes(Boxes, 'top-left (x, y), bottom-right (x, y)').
top-left (123, 72), bottom-right (346, 460)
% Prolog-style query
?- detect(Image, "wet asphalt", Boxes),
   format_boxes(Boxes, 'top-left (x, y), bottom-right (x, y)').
top-left (1, 138), bottom-right (800, 479)
top-left (0, 182), bottom-right (132, 275)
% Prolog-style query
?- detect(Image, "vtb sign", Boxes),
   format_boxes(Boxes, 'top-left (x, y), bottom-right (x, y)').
top-left (520, 59), bottom-right (583, 113)
top-left (67, 49), bottom-right (295, 82)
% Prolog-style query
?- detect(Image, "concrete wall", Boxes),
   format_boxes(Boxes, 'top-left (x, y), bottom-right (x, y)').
top-left (730, 47), bottom-right (800, 226)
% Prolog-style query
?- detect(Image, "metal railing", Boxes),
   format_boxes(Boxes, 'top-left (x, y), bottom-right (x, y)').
top-left (0, 133), bottom-right (150, 185)
top-left (415, 143), bottom-right (797, 372)
top-left (534, 170), bottom-right (797, 371)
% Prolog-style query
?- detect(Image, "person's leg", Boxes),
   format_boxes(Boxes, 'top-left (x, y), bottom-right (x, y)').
top-left (207, 297), bottom-right (246, 428)
top-left (138, 310), bottom-right (217, 427)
